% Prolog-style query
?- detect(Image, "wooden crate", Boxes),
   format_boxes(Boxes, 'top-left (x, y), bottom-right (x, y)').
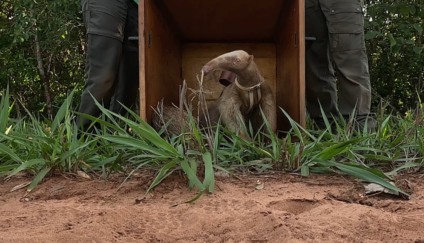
top-left (139, 0), bottom-right (305, 130)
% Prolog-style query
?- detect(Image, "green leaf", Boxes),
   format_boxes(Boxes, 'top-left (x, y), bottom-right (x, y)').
top-left (202, 152), bottom-right (215, 192)
top-left (147, 161), bottom-right (178, 192)
top-left (98, 103), bottom-right (178, 156)
top-left (91, 155), bottom-right (120, 169)
top-left (386, 162), bottom-right (421, 176)
top-left (59, 139), bottom-right (96, 162)
top-left (365, 31), bottom-right (380, 40)
top-left (280, 108), bottom-right (315, 143)
top-left (101, 135), bottom-right (174, 158)
top-left (187, 158), bottom-right (198, 189)
top-left (51, 90), bottom-right (74, 132)
top-left (399, 5), bottom-right (410, 16)
top-left (343, 163), bottom-right (391, 180)
top-left (413, 46), bottom-right (422, 55)
top-left (408, 6), bottom-right (416, 15)
top-left (7, 159), bottom-right (46, 178)
top-left (184, 191), bottom-right (205, 204)
top-left (0, 86), bottom-right (10, 133)
top-left (28, 166), bottom-right (52, 191)
top-left (0, 164), bottom-right (20, 173)
top-left (413, 24), bottom-right (423, 34)
top-left (361, 154), bottom-right (394, 162)
top-left (314, 138), bottom-right (361, 161)
top-left (332, 162), bottom-right (407, 196)
top-left (0, 143), bottom-right (22, 163)
top-left (301, 164), bottom-right (310, 176)
top-left (181, 159), bottom-right (205, 191)
top-left (388, 33), bottom-right (396, 50)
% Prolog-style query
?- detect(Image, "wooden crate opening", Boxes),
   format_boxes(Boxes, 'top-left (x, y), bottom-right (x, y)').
top-left (139, 0), bottom-right (305, 130)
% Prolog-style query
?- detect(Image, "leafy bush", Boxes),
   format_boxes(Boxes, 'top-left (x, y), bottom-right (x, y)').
top-left (0, 0), bottom-right (85, 117)
top-left (365, 1), bottom-right (424, 112)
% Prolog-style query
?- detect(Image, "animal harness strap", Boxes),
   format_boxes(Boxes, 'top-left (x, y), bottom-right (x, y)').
top-left (234, 77), bottom-right (263, 113)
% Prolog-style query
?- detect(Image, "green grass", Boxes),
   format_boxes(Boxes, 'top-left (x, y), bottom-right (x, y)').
top-left (0, 88), bottom-right (423, 197)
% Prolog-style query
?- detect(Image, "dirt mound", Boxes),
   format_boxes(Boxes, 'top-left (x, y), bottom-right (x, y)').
top-left (1, 173), bottom-right (424, 242)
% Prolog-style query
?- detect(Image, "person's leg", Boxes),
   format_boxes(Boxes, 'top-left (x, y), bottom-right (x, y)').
top-left (110, 0), bottom-right (139, 114)
top-left (305, 0), bottom-right (339, 125)
top-left (77, 0), bottom-right (128, 130)
top-left (320, 0), bottom-right (374, 128)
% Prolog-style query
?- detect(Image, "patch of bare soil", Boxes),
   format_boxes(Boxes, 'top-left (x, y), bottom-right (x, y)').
top-left (1, 172), bottom-right (424, 243)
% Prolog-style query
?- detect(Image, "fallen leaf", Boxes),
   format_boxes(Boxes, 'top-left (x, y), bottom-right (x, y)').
top-left (77, 170), bottom-right (91, 180)
top-left (214, 171), bottom-right (229, 178)
top-left (5, 125), bottom-right (12, 135)
top-left (255, 180), bottom-right (264, 190)
top-left (10, 182), bottom-right (31, 192)
top-left (364, 182), bottom-right (399, 196)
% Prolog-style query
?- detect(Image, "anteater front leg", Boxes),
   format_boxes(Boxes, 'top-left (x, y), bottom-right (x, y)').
top-left (218, 90), bottom-right (248, 138)
top-left (259, 87), bottom-right (277, 133)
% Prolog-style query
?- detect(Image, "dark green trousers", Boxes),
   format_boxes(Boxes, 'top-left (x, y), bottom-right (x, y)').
top-left (305, 0), bottom-right (372, 121)
top-left (78, 0), bottom-right (139, 130)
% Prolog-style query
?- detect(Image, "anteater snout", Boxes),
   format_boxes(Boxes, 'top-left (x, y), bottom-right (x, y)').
top-left (201, 65), bottom-right (212, 75)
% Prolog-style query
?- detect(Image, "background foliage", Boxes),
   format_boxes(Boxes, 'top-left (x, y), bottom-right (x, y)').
top-left (365, 1), bottom-right (423, 112)
top-left (0, 0), bottom-right (423, 116)
top-left (0, 0), bottom-right (84, 117)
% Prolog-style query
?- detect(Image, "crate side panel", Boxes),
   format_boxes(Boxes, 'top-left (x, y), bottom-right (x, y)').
top-left (142, 0), bottom-right (182, 122)
top-left (276, 0), bottom-right (305, 130)
top-left (161, 0), bottom-right (285, 42)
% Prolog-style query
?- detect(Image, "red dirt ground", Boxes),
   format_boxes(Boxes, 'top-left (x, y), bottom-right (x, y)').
top-left (1, 172), bottom-right (424, 243)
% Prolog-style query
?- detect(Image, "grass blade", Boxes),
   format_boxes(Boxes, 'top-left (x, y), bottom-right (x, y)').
top-left (202, 151), bottom-right (215, 192)
top-left (51, 89), bottom-right (74, 132)
top-left (0, 143), bottom-right (22, 163)
top-left (7, 159), bottom-right (46, 178)
top-left (314, 138), bottom-right (362, 161)
top-left (101, 135), bottom-right (175, 158)
top-left (328, 161), bottom-right (407, 196)
top-left (147, 161), bottom-right (179, 192)
top-left (28, 167), bottom-right (52, 191)
top-left (0, 86), bottom-right (11, 133)
top-left (181, 159), bottom-right (205, 191)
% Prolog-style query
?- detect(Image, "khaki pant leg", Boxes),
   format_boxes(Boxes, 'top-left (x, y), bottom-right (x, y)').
top-left (305, 0), bottom-right (339, 119)
top-left (110, 1), bottom-right (139, 114)
top-left (77, 0), bottom-right (128, 129)
top-left (319, 0), bottom-right (372, 116)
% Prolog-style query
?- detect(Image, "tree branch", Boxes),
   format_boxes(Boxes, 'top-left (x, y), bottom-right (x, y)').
top-left (34, 29), bottom-right (53, 119)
